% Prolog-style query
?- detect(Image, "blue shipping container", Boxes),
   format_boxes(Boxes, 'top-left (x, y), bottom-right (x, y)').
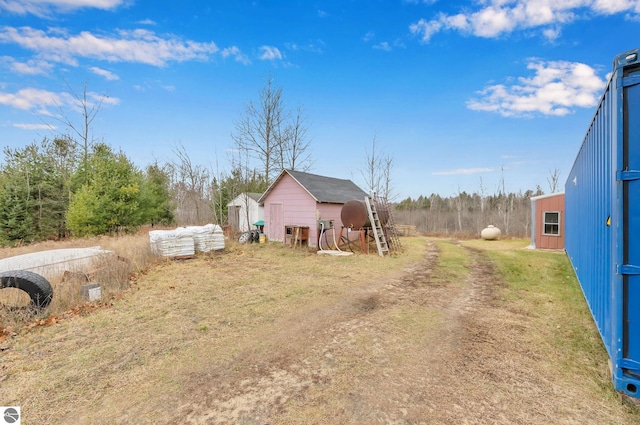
top-left (566, 48), bottom-right (640, 397)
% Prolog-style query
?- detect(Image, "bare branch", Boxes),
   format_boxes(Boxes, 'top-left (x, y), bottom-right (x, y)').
top-left (231, 74), bottom-right (288, 184)
top-left (44, 80), bottom-right (108, 181)
top-left (359, 135), bottom-right (394, 200)
top-left (282, 103), bottom-right (313, 171)
top-left (547, 168), bottom-right (561, 193)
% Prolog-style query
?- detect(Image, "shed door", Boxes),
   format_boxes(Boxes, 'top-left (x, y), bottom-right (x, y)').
top-left (229, 206), bottom-right (240, 233)
top-left (269, 203), bottom-right (283, 242)
top-left (622, 68), bottom-right (640, 368)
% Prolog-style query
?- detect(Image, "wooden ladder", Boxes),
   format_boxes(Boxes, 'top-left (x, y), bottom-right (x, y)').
top-left (379, 196), bottom-right (403, 254)
top-left (365, 195), bottom-right (389, 257)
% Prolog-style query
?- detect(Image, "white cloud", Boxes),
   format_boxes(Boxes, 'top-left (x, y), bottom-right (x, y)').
top-left (0, 0), bottom-right (124, 17)
top-left (89, 66), bottom-right (119, 80)
top-left (13, 122), bottom-right (52, 130)
top-left (1, 56), bottom-right (53, 75)
top-left (467, 59), bottom-right (607, 117)
top-left (285, 40), bottom-right (325, 54)
top-left (0, 26), bottom-right (219, 67)
top-left (259, 45), bottom-right (283, 61)
top-left (373, 42), bottom-right (392, 51)
top-left (96, 93), bottom-right (120, 105)
top-left (221, 46), bottom-right (251, 64)
top-left (0, 86), bottom-right (119, 115)
top-left (593, 0), bottom-right (639, 13)
top-left (542, 26), bottom-right (562, 41)
top-left (364, 31), bottom-right (402, 51)
top-left (433, 168), bottom-right (495, 176)
top-left (132, 80), bottom-right (175, 92)
top-left (410, 0), bottom-right (640, 42)
top-left (0, 87), bottom-right (61, 112)
top-left (409, 17), bottom-right (444, 41)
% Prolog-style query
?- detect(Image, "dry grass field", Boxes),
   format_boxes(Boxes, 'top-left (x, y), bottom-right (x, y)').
top-left (1, 234), bottom-right (639, 424)
top-left (0, 231), bottom-right (158, 327)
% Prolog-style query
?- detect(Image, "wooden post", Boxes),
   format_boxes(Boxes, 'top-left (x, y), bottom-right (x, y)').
top-left (360, 229), bottom-right (367, 254)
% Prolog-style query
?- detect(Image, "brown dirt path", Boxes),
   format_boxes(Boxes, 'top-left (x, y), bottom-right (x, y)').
top-left (172, 241), bottom-right (606, 424)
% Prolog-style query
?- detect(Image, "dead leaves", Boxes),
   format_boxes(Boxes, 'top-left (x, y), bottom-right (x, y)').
top-left (0, 326), bottom-right (13, 344)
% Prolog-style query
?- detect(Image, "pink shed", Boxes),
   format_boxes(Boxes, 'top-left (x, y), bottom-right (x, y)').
top-left (259, 169), bottom-right (368, 248)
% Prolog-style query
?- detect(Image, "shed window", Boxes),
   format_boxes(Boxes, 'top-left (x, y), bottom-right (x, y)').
top-left (543, 211), bottom-right (560, 236)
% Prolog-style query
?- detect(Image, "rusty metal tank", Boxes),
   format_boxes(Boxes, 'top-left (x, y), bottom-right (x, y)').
top-left (340, 200), bottom-right (388, 229)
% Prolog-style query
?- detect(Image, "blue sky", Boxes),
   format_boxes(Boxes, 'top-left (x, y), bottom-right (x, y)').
top-left (1, 0), bottom-right (638, 199)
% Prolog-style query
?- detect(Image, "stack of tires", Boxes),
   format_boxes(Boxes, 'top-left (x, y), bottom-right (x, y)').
top-left (238, 229), bottom-right (262, 244)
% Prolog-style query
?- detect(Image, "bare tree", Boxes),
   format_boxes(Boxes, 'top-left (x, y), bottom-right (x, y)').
top-left (47, 81), bottom-right (108, 173)
top-left (454, 188), bottom-right (464, 232)
top-left (394, 189), bottom-right (535, 238)
top-left (360, 135), bottom-right (395, 201)
top-left (169, 143), bottom-right (215, 225)
top-left (381, 154), bottom-right (395, 201)
top-left (229, 148), bottom-right (254, 229)
top-left (496, 166), bottom-right (512, 235)
top-left (361, 135), bottom-right (380, 195)
top-left (547, 168), bottom-right (561, 193)
top-left (232, 74), bottom-right (314, 185)
top-left (476, 177), bottom-right (488, 232)
top-left (211, 150), bottom-right (228, 226)
top-left (282, 103), bottom-right (313, 171)
top-left (232, 74), bottom-right (286, 185)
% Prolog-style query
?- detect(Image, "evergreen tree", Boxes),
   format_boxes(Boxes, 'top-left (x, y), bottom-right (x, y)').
top-left (0, 138), bottom-right (76, 244)
top-left (0, 180), bottom-right (36, 243)
top-left (140, 162), bottom-right (174, 226)
top-left (67, 143), bottom-right (145, 236)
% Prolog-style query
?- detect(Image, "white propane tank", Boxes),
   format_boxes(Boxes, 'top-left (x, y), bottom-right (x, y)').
top-left (481, 225), bottom-right (501, 240)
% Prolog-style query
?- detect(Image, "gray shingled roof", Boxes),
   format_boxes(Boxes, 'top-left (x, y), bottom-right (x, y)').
top-left (259, 169), bottom-right (368, 204)
top-left (246, 192), bottom-right (263, 202)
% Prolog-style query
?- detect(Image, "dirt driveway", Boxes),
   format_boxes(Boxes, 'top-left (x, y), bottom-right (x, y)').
top-left (1, 238), bottom-right (638, 424)
top-left (174, 241), bottom-right (636, 424)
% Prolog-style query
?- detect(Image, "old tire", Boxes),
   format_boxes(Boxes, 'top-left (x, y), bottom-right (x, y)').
top-left (1, 270), bottom-right (53, 308)
top-left (238, 231), bottom-right (251, 244)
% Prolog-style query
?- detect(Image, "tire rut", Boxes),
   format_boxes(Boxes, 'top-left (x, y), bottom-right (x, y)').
top-left (177, 240), bottom-right (505, 424)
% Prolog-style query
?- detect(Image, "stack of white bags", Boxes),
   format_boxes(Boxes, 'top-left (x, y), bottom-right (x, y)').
top-left (189, 224), bottom-right (225, 252)
top-left (149, 224), bottom-right (225, 257)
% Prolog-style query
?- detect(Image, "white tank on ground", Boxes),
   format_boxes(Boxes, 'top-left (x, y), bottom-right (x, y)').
top-left (481, 225), bottom-right (501, 240)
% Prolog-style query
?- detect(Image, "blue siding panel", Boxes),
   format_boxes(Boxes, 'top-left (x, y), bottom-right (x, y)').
top-left (565, 48), bottom-right (640, 397)
top-left (624, 72), bottom-right (640, 378)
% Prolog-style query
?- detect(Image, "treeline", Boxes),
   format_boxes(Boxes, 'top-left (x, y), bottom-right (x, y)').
top-left (393, 188), bottom-right (545, 238)
top-left (0, 137), bottom-right (169, 243)
top-left (0, 137), bottom-right (269, 246)
top-left (0, 135), bottom-right (547, 245)
top-left (1, 77), bottom-right (549, 245)
top-left (0, 75), bottom-right (303, 246)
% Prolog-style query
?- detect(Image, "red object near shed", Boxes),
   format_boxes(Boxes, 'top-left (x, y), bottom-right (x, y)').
top-left (530, 192), bottom-right (565, 250)
top-left (258, 169), bottom-right (368, 248)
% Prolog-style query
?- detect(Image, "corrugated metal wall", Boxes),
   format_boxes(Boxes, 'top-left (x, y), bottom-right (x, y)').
top-left (622, 55), bottom-right (640, 390)
top-left (565, 49), bottom-right (640, 397)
